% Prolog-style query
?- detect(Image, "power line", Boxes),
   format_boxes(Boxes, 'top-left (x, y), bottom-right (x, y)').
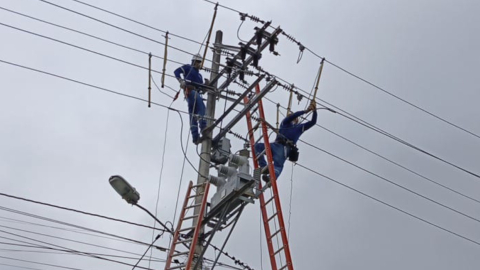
top-left (0, 206), bottom-right (166, 252)
top-left (298, 138), bottom-right (480, 225)
top-left (0, 216), bottom-right (151, 247)
top-left (269, 74), bottom-right (480, 180)
top-left (0, 224), bottom-right (166, 261)
top-left (0, 21), bottom-right (179, 80)
top-left (69, 0), bottom-right (204, 46)
top-left (0, 230), bottom-right (156, 270)
top-left (295, 163), bottom-right (480, 247)
top-left (201, 0), bottom-right (480, 140)
top-left (0, 192), bottom-right (165, 232)
top-left (0, 245), bottom-right (165, 263)
top-left (0, 58), bottom-right (188, 115)
top-left (267, 98), bottom-right (480, 204)
top-left (197, 0), bottom-right (480, 179)
top-left (37, 0), bottom-right (199, 59)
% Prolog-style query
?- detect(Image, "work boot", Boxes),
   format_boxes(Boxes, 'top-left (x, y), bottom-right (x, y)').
top-left (262, 174), bottom-right (270, 183)
top-left (260, 166), bottom-right (269, 174)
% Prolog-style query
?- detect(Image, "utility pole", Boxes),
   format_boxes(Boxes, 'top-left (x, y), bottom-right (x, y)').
top-left (192, 30), bottom-right (222, 269)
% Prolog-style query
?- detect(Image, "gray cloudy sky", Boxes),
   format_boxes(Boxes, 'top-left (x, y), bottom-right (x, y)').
top-left (1, 0), bottom-right (480, 269)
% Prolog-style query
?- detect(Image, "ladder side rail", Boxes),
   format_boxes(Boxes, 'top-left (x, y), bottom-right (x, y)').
top-left (244, 95), bottom-right (277, 270)
top-left (165, 181), bottom-right (194, 270)
top-left (185, 182), bottom-right (211, 270)
top-left (244, 95), bottom-right (278, 270)
top-left (255, 84), bottom-right (294, 270)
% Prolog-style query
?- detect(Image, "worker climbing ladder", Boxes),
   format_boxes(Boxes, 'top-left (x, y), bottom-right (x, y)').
top-left (245, 84), bottom-right (294, 270)
top-left (164, 181), bottom-right (211, 270)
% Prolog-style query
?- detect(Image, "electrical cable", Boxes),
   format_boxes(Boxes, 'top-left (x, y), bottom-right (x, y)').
top-left (287, 162), bottom-right (294, 239)
top-left (0, 21), bottom-right (181, 81)
top-left (132, 233), bottom-right (162, 270)
top-left (295, 162), bottom-right (480, 247)
top-left (0, 256), bottom-right (90, 270)
top-left (0, 59), bottom-right (189, 115)
top-left (69, 0), bottom-right (205, 46)
top-left (37, 0), bottom-right (205, 61)
top-left (0, 230), bottom-right (156, 270)
top-left (148, 104), bottom-right (171, 268)
top-left (322, 58), bottom-right (480, 140)
top-left (266, 73), bottom-right (480, 180)
top-left (0, 244), bottom-right (165, 262)
top-left (0, 6), bottom-right (184, 66)
top-left (198, 0), bottom-right (480, 179)
top-left (267, 99), bottom-right (480, 204)
top-left (0, 206), bottom-right (167, 252)
top-left (0, 192), bottom-right (165, 232)
top-left (0, 224), bottom-right (165, 260)
top-left (0, 216), bottom-right (150, 247)
top-left (201, 0), bottom-right (480, 140)
top-left (251, 110), bottom-right (480, 225)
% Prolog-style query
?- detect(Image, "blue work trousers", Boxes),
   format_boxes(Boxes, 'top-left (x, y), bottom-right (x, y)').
top-left (254, 142), bottom-right (290, 179)
top-left (186, 90), bottom-right (206, 141)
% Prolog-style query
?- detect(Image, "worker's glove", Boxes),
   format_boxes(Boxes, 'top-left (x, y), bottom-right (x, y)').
top-left (204, 78), bottom-right (210, 85)
top-left (178, 78), bottom-right (186, 89)
top-left (307, 100), bottom-right (316, 112)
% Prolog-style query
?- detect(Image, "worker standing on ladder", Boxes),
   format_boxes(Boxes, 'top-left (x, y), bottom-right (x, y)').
top-left (174, 54), bottom-right (209, 145)
top-left (255, 100), bottom-right (317, 182)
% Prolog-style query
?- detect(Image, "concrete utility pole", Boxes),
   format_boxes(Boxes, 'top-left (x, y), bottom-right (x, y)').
top-left (192, 30), bottom-right (222, 269)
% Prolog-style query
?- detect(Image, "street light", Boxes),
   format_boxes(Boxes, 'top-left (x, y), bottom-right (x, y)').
top-left (109, 175), bottom-right (140, 205)
top-left (108, 175), bottom-right (173, 234)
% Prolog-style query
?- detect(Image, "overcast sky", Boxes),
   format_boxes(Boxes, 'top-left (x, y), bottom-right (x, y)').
top-left (1, 0), bottom-right (480, 269)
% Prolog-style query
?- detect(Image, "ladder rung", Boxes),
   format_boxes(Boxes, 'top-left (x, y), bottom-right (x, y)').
top-left (179, 226), bottom-right (195, 232)
top-left (183, 214), bottom-right (199, 220)
top-left (191, 183), bottom-right (205, 189)
top-left (256, 149), bottom-right (266, 159)
top-left (274, 246), bottom-right (285, 256)
top-left (176, 238), bottom-right (192, 244)
top-left (188, 192), bottom-right (204, 199)
top-left (279, 264), bottom-right (289, 270)
top-left (185, 203), bottom-right (202, 210)
top-left (265, 196), bottom-right (275, 206)
top-left (267, 212), bottom-right (278, 222)
top-left (171, 251), bottom-right (189, 257)
top-left (269, 229), bottom-right (282, 239)
top-left (167, 264), bottom-right (185, 270)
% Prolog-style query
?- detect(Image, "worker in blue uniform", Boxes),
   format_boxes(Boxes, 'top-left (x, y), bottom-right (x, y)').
top-left (174, 54), bottom-right (208, 145)
top-left (255, 100), bottom-right (317, 182)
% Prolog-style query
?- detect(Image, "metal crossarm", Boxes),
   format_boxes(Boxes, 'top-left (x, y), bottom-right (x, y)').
top-left (244, 84), bottom-right (294, 270)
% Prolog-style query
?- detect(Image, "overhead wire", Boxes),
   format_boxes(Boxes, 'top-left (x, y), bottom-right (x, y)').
top-left (0, 6), bottom-right (184, 67)
top-left (37, 0), bottom-right (202, 60)
top-left (0, 192), bottom-right (165, 232)
top-left (0, 206), bottom-right (167, 252)
top-left (0, 225), bottom-right (165, 261)
top-left (0, 244), bottom-right (165, 263)
top-left (253, 106), bottom-right (480, 225)
top-left (200, 0), bottom-right (480, 140)
top-left (9, 1), bottom-right (478, 266)
top-left (198, 0), bottom-right (480, 179)
top-left (0, 230), bottom-right (156, 270)
top-left (268, 99), bottom-right (480, 205)
top-left (0, 216), bottom-right (150, 247)
top-left (297, 138), bottom-right (480, 225)
top-left (295, 162), bottom-right (480, 247)
top-left (69, 0), bottom-right (205, 46)
top-left (265, 72), bottom-right (480, 180)
top-left (0, 59), bottom-right (189, 115)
